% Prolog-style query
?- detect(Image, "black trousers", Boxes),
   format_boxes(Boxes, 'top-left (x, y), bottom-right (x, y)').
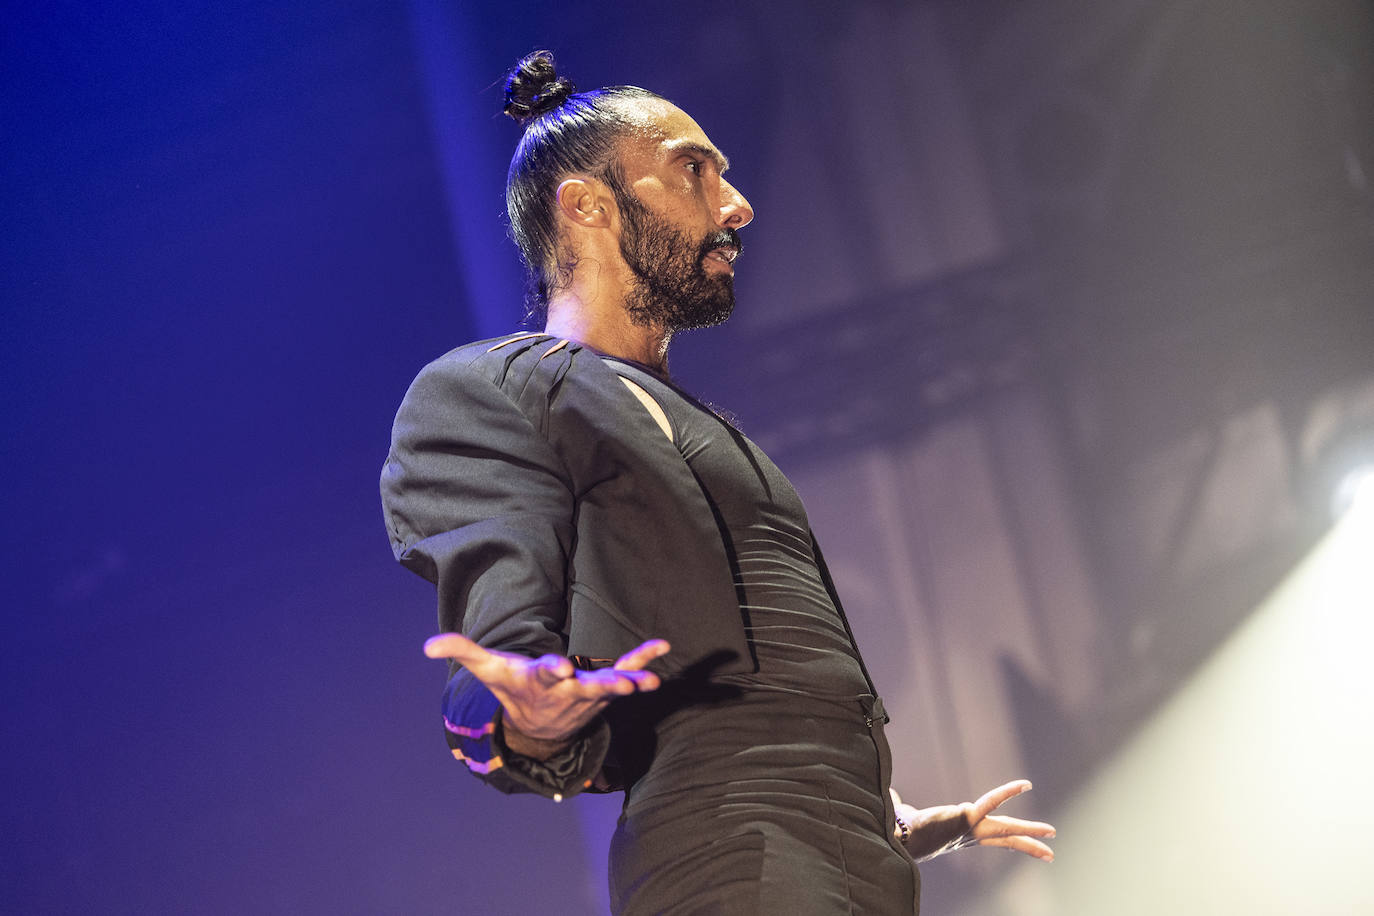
top-left (607, 690), bottom-right (920, 915)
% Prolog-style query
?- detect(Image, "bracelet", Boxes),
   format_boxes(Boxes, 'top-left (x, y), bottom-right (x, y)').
top-left (894, 813), bottom-right (912, 844)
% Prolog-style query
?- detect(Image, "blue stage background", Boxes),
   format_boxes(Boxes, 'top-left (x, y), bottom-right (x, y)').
top-left (6, 2), bottom-right (1373, 913)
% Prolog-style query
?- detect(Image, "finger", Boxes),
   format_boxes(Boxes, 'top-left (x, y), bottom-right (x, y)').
top-left (972, 814), bottom-right (1056, 840)
top-left (424, 634), bottom-right (539, 696)
top-left (530, 653), bottom-right (576, 686)
top-left (423, 633), bottom-right (501, 676)
top-left (612, 668), bottom-right (662, 691)
top-left (612, 639), bottom-right (671, 672)
top-left (971, 779), bottom-right (1032, 818)
top-left (889, 787), bottom-right (904, 808)
top-left (425, 635), bottom-right (571, 691)
top-left (579, 666), bottom-right (660, 695)
top-left (976, 834), bottom-right (1055, 862)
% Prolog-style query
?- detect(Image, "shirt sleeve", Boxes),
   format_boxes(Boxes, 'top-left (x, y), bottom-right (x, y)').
top-left (439, 667), bottom-right (611, 798)
top-left (381, 351), bottom-right (608, 799)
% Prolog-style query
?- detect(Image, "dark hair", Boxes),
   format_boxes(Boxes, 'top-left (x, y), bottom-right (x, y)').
top-left (503, 51), bottom-right (661, 324)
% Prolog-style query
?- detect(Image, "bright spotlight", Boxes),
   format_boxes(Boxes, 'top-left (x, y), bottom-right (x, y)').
top-left (1304, 414), bottom-right (1374, 525)
top-left (1331, 464), bottom-right (1374, 520)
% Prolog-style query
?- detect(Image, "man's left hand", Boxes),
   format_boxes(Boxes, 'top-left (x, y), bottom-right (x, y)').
top-left (891, 779), bottom-right (1056, 862)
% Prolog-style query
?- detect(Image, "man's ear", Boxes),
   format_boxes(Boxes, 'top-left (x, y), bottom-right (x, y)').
top-left (555, 178), bottom-right (613, 228)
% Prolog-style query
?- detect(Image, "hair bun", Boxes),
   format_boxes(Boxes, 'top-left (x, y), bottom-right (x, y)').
top-left (503, 51), bottom-right (576, 126)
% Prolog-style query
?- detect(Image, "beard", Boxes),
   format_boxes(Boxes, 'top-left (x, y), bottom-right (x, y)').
top-left (613, 188), bottom-right (741, 332)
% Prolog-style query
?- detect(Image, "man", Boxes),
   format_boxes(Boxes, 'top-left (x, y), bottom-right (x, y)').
top-left (381, 51), bottom-right (1054, 914)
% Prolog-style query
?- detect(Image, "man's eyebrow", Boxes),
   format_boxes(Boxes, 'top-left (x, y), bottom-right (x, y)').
top-left (665, 140), bottom-right (730, 173)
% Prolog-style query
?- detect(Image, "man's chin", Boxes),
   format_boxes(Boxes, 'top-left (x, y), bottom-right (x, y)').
top-left (675, 297), bottom-right (734, 331)
top-left (623, 270), bottom-right (735, 331)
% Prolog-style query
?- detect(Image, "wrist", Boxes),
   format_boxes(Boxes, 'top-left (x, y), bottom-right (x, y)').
top-left (499, 711), bottom-right (575, 761)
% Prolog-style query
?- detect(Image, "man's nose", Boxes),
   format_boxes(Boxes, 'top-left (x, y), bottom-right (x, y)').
top-left (718, 178), bottom-right (753, 229)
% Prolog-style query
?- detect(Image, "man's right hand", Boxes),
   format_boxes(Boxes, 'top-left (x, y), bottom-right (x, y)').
top-left (423, 633), bottom-right (671, 759)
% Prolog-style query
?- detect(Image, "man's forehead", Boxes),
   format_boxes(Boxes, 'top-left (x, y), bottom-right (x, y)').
top-left (614, 97), bottom-right (731, 172)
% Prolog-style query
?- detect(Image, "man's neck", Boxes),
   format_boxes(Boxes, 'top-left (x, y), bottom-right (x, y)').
top-left (544, 293), bottom-right (672, 375)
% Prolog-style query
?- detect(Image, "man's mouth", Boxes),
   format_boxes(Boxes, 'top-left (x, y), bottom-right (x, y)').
top-left (704, 247), bottom-right (739, 268)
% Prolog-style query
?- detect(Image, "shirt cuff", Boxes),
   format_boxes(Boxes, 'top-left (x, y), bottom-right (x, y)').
top-left (493, 714), bottom-right (612, 800)
top-left (441, 666), bottom-right (610, 799)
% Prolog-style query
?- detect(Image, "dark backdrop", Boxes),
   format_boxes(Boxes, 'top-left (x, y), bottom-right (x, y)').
top-left (6, 2), bottom-right (1372, 914)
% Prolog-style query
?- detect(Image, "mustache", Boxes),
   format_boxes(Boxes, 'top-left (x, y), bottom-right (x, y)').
top-left (698, 228), bottom-right (743, 260)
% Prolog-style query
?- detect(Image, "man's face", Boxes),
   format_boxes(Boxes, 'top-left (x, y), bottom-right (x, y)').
top-left (613, 180), bottom-right (742, 331)
top-left (605, 100), bottom-right (753, 332)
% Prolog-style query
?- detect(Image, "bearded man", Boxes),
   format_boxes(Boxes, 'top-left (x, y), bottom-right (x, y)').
top-left (381, 51), bottom-right (1055, 915)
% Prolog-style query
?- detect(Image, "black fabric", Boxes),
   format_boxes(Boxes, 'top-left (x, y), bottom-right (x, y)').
top-left (382, 335), bottom-right (920, 912)
top-left (494, 713), bottom-right (611, 796)
top-left (603, 361), bottom-right (919, 915)
top-left (382, 335), bottom-right (755, 681)
top-left (382, 335), bottom-right (756, 797)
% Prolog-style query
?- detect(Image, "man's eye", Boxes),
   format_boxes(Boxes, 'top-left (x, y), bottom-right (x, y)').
top-left (685, 160), bottom-right (702, 174)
